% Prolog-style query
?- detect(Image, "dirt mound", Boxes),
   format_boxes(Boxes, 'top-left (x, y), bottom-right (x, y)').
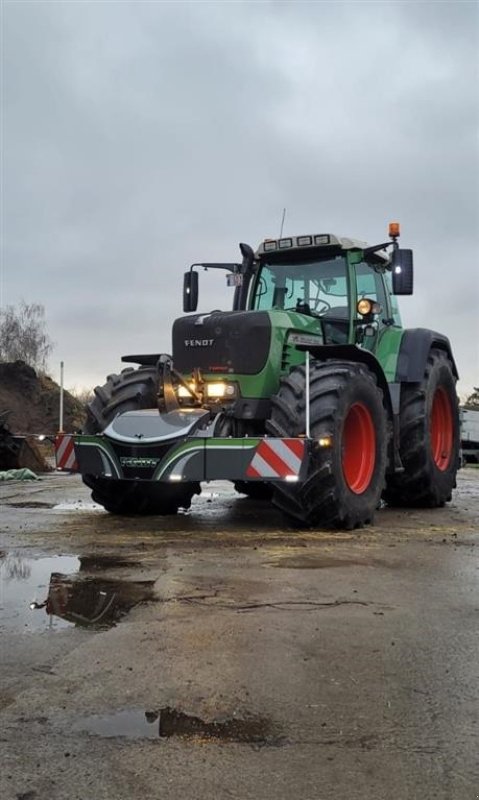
top-left (0, 361), bottom-right (86, 435)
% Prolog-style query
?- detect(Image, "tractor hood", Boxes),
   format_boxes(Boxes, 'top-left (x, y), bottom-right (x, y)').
top-left (172, 311), bottom-right (271, 376)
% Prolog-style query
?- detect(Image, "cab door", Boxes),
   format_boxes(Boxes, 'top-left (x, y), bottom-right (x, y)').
top-left (354, 261), bottom-right (389, 353)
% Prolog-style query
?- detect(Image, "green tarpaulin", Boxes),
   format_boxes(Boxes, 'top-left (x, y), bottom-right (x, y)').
top-left (0, 469), bottom-right (40, 481)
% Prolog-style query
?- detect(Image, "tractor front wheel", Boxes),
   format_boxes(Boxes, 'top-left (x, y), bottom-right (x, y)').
top-left (267, 361), bottom-right (388, 529)
top-left (233, 480), bottom-right (273, 500)
top-left (83, 367), bottom-right (200, 515)
top-left (84, 476), bottom-right (196, 515)
top-left (383, 348), bottom-right (459, 508)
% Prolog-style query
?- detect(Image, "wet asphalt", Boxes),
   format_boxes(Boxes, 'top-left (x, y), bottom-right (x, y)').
top-left (0, 470), bottom-right (478, 800)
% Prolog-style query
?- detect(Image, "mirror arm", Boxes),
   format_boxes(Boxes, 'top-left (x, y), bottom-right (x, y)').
top-left (363, 241), bottom-right (394, 256)
top-left (189, 262), bottom-right (241, 273)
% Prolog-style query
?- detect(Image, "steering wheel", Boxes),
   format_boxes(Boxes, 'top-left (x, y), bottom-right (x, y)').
top-left (284, 298), bottom-right (331, 317)
top-left (311, 298), bottom-right (331, 314)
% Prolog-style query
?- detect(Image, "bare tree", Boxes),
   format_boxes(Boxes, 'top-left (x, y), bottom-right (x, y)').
top-left (464, 387), bottom-right (479, 409)
top-left (68, 385), bottom-right (94, 405)
top-left (0, 301), bottom-right (53, 371)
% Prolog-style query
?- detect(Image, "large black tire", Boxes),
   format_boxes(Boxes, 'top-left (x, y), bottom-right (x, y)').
top-left (233, 480), bottom-right (273, 500)
top-left (84, 367), bottom-right (200, 515)
top-left (84, 476), bottom-right (197, 515)
top-left (383, 348), bottom-right (460, 508)
top-left (84, 366), bottom-right (158, 434)
top-left (267, 361), bottom-right (388, 529)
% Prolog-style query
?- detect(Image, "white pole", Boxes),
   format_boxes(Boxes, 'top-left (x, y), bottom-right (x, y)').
top-left (305, 350), bottom-right (310, 437)
top-left (59, 361), bottom-right (64, 432)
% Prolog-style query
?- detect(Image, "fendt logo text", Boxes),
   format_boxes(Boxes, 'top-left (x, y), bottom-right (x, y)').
top-left (184, 339), bottom-right (215, 347)
top-left (120, 457), bottom-right (159, 468)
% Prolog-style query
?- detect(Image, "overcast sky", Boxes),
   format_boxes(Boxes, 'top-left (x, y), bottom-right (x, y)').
top-left (2, 0), bottom-right (478, 397)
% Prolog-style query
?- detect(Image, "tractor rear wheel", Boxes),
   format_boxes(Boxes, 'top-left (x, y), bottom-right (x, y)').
top-left (84, 366), bottom-right (158, 433)
top-left (384, 348), bottom-right (459, 507)
top-left (83, 367), bottom-right (200, 515)
top-left (267, 361), bottom-right (388, 529)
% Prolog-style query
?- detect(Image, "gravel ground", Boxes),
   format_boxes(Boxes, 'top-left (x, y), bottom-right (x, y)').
top-left (1, 469), bottom-right (478, 800)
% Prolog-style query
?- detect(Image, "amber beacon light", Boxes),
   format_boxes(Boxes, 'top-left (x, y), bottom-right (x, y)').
top-left (389, 221), bottom-right (400, 238)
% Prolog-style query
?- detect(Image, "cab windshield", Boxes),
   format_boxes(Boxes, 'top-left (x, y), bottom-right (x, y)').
top-left (251, 254), bottom-right (349, 318)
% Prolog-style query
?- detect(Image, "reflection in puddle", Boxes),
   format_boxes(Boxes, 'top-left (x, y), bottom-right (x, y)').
top-left (73, 706), bottom-right (277, 744)
top-left (0, 554), bottom-right (80, 631)
top-left (74, 709), bottom-right (159, 740)
top-left (40, 574), bottom-right (155, 628)
top-left (0, 552), bottom-right (155, 631)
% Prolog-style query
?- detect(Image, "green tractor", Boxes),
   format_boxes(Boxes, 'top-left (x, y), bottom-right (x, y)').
top-left (77, 223), bottom-right (460, 528)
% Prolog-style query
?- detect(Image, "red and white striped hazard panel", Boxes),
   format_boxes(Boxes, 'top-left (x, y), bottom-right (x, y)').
top-left (246, 438), bottom-right (305, 479)
top-left (55, 434), bottom-right (78, 471)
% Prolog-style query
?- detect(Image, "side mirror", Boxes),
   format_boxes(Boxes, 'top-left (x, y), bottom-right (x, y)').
top-left (183, 271), bottom-right (198, 312)
top-left (392, 249), bottom-right (413, 295)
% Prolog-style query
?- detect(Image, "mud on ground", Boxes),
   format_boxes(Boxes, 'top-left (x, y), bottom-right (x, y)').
top-left (1, 469), bottom-right (478, 800)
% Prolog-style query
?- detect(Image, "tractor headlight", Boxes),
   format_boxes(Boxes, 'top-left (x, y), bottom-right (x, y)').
top-left (178, 383), bottom-right (196, 398)
top-left (205, 382), bottom-right (236, 399)
top-left (357, 298), bottom-right (382, 317)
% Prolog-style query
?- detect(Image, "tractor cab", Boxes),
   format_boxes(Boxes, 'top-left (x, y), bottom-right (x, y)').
top-left (176, 225), bottom-right (414, 407)
top-left (183, 225), bottom-right (413, 351)
top-left (248, 235), bottom-right (398, 349)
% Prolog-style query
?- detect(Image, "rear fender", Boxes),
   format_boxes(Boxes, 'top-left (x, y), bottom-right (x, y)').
top-left (395, 329), bottom-right (459, 382)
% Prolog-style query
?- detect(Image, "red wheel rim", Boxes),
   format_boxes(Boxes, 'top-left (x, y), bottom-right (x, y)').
top-left (430, 387), bottom-right (453, 471)
top-left (342, 402), bottom-right (376, 494)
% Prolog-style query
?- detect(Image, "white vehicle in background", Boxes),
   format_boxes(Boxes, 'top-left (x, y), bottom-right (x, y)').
top-left (461, 408), bottom-right (479, 463)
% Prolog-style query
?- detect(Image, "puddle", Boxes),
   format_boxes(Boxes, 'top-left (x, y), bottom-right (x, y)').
top-left (0, 552), bottom-right (155, 631)
top-left (72, 706), bottom-right (277, 744)
top-left (52, 501), bottom-right (104, 512)
top-left (0, 554), bottom-right (80, 631)
top-left (267, 555), bottom-right (379, 569)
top-left (42, 575), bottom-right (155, 628)
top-left (5, 501), bottom-right (104, 512)
top-left (6, 501), bottom-right (55, 509)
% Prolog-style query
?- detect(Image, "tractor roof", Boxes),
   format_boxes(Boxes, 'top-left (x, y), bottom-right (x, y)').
top-left (256, 234), bottom-right (389, 264)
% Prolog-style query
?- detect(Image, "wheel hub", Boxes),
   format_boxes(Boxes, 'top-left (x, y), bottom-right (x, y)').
top-left (342, 402), bottom-right (376, 494)
top-left (430, 387), bottom-right (453, 471)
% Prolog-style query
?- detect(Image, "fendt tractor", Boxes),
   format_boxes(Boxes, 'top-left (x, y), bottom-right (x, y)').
top-left (76, 223), bottom-right (460, 529)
